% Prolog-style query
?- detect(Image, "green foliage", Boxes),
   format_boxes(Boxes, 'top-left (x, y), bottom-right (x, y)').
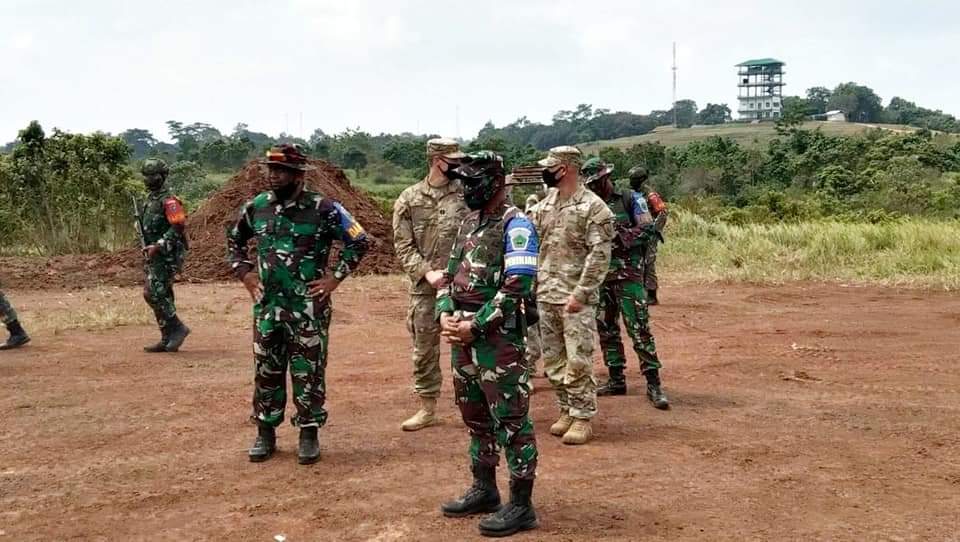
top-left (697, 103), bottom-right (731, 125)
top-left (673, 100), bottom-right (698, 128)
top-left (478, 104), bottom-right (659, 150)
top-left (341, 147), bottom-right (368, 173)
top-left (0, 121), bottom-right (136, 254)
top-left (165, 161), bottom-right (224, 210)
top-left (828, 82), bottom-right (883, 122)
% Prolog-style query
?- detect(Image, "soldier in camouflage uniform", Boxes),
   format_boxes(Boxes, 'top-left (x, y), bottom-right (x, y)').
top-left (437, 151), bottom-right (539, 537)
top-left (139, 159), bottom-right (191, 353)
top-left (521, 193), bottom-right (543, 377)
top-left (628, 166), bottom-right (668, 305)
top-left (227, 144), bottom-right (369, 465)
top-left (582, 159), bottom-right (668, 409)
top-left (0, 286), bottom-right (30, 350)
top-left (528, 146), bottom-right (614, 446)
top-left (392, 138), bottom-right (468, 431)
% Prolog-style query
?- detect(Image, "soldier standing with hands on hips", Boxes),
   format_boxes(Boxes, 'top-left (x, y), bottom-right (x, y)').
top-left (227, 144), bottom-right (369, 465)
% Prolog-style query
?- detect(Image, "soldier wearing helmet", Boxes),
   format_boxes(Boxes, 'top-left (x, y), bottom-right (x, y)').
top-left (628, 165), bottom-right (668, 305)
top-left (437, 151), bottom-right (540, 537)
top-left (583, 158), bottom-right (668, 409)
top-left (138, 158), bottom-right (191, 353)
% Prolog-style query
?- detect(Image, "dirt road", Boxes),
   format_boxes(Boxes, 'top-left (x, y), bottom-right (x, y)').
top-left (1, 278), bottom-right (958, 541)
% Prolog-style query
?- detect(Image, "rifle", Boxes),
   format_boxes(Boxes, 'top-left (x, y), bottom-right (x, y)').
top-left (132, 195), bottom-right (148, 256)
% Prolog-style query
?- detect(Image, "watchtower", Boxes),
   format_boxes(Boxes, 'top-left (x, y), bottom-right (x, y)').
top-left (736, 58), bottom-right (785, 121)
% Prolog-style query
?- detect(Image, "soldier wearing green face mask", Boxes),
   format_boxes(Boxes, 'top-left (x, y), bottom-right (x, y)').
top-left (227, 144), bottom-right (369, 465)
top-left (139, 158), bottom-right (190, 353)
top-left (582, 158), bottom-right (668, 408)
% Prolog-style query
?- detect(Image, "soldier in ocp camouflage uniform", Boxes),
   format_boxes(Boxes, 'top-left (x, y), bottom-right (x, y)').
top-left (629, 166), bottom-right (668, 305)
top-left (437, 152), bottom-right (539, 537)
top-left (582, 158), bottom-right (668, 409)
top-left (139, 159), bottom-right (191, 353)
top-left (227, 144), bottom-right (369, 465)
top-left (528, 146), bottom-right (614, 446)
top-left (392, 138), bottom-right (468, 431)
top-left (0, 286), bottom-right (30, 350)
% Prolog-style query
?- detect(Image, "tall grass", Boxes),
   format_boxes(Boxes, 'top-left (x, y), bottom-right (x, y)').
top-left (661, 209), bottom-right (960, 289)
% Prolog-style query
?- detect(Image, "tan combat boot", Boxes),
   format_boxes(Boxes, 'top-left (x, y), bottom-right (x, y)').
top-left (401, 397), bottom-right (438, 431)
top-left (561, 419), bottom-right (593, 445)
top-left (549, 412), bottom-right (574, 436)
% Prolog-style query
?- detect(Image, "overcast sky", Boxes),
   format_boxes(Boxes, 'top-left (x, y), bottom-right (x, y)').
top-left (2, 0), bottom-right (958, 143)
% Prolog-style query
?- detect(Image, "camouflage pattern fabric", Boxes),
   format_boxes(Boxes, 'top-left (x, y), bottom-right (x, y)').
top-left (643, 241), bottom-right (660, 292)
top-left (393, 177), bottom-right (467, 399)
top-left (595, 188), bottom-right (662, 373)
top-left (597, 280), bottom-right (660, 373)
top-left (141, 188), bottom-right (187, 331)
top-left (523, 322), bottom-right (541, 375)
top-left (528, 183), bottom-right (614, 305)
top-left (538, 302), bottom-right (598, 419)
top-left (437, 203), bottom-right (539, 481)
top-left (0, 289), bottom-right (17, 325)
top-left (406, 294), bottom-right (442, 398)
top-left (227, 189), bottom-right (369, 428)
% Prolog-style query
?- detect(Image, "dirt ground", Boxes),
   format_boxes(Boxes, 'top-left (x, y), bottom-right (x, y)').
top-left (1, 277), bottom-right (959, 541)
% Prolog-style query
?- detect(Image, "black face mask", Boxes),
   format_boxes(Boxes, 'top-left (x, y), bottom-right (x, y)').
top-left (273, 180), bottom-right (301, 201)
top-left (441, 161), bottom-right (461, 180)
top-left (541, 167), bottom-right (563, 187)
top-left (144, 175), bottom-right (165, 192)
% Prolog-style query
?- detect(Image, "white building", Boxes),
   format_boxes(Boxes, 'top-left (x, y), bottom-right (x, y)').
top-left (737, 58), bottom-right (785, 121)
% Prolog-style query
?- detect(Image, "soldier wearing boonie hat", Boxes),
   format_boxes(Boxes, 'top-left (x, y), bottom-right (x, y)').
top-left (392, 138), bottom-right (469, 432)
top-left (527, 145), bottom-right (615, 446)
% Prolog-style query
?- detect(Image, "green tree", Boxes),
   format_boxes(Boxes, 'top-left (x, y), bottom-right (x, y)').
top-left (828, 83), bottom-right (883, 122)
top-left (805, 87), bottom-right (832, 115)
top-left (673, 100), bottom-right (698, 128)
top-left (119, 129), bottom-right (158, 160)
top-left (697, 103), bottom-right (731, 125)
top-left (341, 147), bottom-right (368, 173)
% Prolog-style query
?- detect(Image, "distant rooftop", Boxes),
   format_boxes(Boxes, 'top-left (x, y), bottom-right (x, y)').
top-left (736, 58), bottom-right (785, 67)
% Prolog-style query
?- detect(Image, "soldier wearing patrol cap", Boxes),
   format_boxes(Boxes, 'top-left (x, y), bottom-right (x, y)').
top-left (527, 146), bottom-right (614, 445)
top-left (392, 138), bottom-right (469, 431)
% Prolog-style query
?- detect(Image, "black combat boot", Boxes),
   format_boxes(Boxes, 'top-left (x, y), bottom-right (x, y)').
top-left (478, 478), bottom-right (538, 537)
top-left (298, 426), bottom-right (320, 465)
top-left (248, 424), bottom-right (277, 462)
top-left (143, 324), bottom-right (170, 353)
top-left (596, 366), bottom-right (627, 396)
top-left (441, 464), bottom-right (501, 518)
top-left (645, 371), bottom-right (670, 410)
top-left (647, 289), bottom-right (659, 305)
top-left (164, 317), bottom-right (191, 352)
top-left (0, 320), bottom-right (30, 350)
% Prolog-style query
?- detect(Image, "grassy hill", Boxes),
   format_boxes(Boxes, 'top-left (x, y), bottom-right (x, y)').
top-left (580, 121), bottom-right (923, 153)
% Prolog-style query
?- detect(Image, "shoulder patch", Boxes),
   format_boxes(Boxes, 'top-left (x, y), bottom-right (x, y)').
top-left (163, 196), bottom-right (186, 225)
top-left (632, 192), bottom-right (649, 214)
top-left (504, 216), bottom-right (538, 276)
top-left (334, 201), bottom-right (366, 241)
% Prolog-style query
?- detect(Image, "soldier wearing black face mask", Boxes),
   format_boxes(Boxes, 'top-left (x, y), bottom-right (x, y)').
top-left (392, 138), bottom-right (469, 432)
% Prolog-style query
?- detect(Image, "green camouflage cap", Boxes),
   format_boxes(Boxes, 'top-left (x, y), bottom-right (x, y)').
top-left (581, 157), bottom-right (615, 184)
top-left (141, 158), bottom-right (169, 176)
top-left (537, 145), bottom-right (582, 168)
top-left (426, 137), bottom-right (466, 160)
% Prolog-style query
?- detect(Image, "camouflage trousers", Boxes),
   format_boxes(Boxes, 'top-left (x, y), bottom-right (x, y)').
top-left (597, 280), bottom-right (661, 373)
top-left (452, 318), bottom-right (538, 481)
top-left (143, 261), bottom-right (179, 331)
top-left (523, 321), bottom-right (542, 375)
top-left (539, 302), bottom-right (598, 420)
top-left (644, 242), bottom-right (660, 292)
top-left (0, 290), bottom-right (17, 325)
top-left (406, 294), bottom-right (442, 398)
top-left (252, 302), bottom-right (332, 428)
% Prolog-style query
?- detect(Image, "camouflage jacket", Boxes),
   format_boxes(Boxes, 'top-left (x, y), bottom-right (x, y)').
top-left (227, 189), bottom-right (369, 314)
top-left (529, 183), bottom-right (614, 305)
top-left (392, 177), bottom-right (468, 295)
top-left (143, 188), bottom-right (188, 266)
top-left (604, 189), bottom-right (657, 283)
top-left (436, 203), bottom-right (538, 337)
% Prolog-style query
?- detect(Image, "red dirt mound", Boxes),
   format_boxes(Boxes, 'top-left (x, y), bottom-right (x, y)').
top-left (0, 159), bottom-right (398, 289)
top-left (182, 158), bottom-right (398, 281)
